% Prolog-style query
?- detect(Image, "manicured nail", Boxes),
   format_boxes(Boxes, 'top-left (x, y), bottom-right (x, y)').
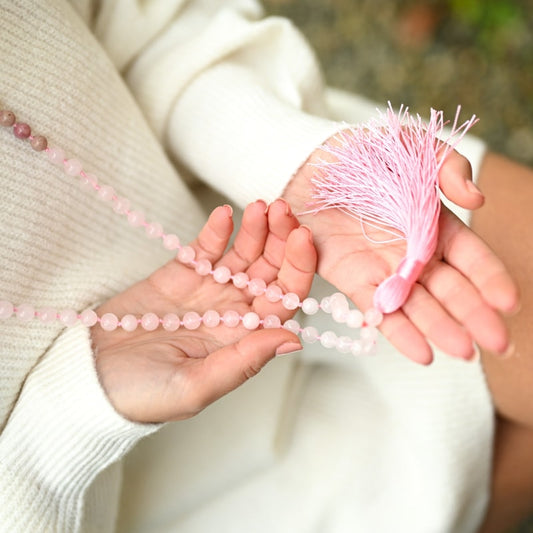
top-left (275, 341), bottom-right (303, 356)
top-left (466, 180), bottom-right (483, 196)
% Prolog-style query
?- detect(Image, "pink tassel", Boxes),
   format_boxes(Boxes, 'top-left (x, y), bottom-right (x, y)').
top-left (310, 104), bottom-right (478, 314)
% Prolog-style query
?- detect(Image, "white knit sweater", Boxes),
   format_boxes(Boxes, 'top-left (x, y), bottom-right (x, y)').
top-left (0, 1), bottom-right (491, 532)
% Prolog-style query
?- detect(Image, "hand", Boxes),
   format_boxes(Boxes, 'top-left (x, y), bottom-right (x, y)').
top-left (90, 199), bottom-right (317, 423)
top-left (285, 140), bottom-right (519, 365)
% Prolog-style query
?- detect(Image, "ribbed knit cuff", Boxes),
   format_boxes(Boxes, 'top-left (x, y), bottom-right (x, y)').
top-left (0, 324), bottom-right (159, 533)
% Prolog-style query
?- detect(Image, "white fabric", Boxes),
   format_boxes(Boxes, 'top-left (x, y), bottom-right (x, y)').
top-left (0, 1), bottom-right (492, 532)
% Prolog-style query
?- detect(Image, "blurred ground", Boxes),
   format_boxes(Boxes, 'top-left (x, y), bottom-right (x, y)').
top-left (263, 0), bottom-right (533, 167)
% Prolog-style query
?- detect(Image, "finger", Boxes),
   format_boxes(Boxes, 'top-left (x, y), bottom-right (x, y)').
top-left (439, 150), bottom-right (485, 210)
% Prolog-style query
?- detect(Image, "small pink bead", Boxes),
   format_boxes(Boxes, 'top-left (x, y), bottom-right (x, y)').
top-left (177, 245), bottom-right (196, 264)
top-left (351, 340), bottom-right (363, 356)
top-left (145, 222), bottom-right (163, 239)
top-left (248, 278), bottom-right (266, 296)
top-left (202, 309), bottom-right (220, 328)
top-left (361, 326), bottom-right (379, 342)
top-left (16, 304), bottom-right (35, 322)
top-left (301, 297), bottom-right (319, 315)
top-left (362, 339), bottom-right (377, 355)
top-left (120, 314), bottom-right (138, 332)
top-left (182, 311), bottom-right (201, 330)
top-left (13, 122), bottom-right (31, 139)
top-left (213, 266), bottom-right (232, 284)
top-left (127, 210), bottom-right (145, 227)
top-left (97, 184), bottom-right (115, 202)
top-left (38, 307), bottom-right (57, 323)
top-left (263, 314), bottom-right (281, 329)
top-left (80, 309), bottom-right (98, 327)
top-left (59, 308), bottom-right (78, 326)
top-left (346, 309), bottom-right (364, 329)
top-left (320, 330), bottom-right (337, 349)
top-left (265, 285), bottom-right (283, 303)
top-left (141, 312), bottom-right (160, 331)
top-left (364, 308), bottom-right (384, 327)
top-left (64, 158), bottom-right (83, 176)
top-left (0, 110), bottom-right (16, 127)
top-left (100, 312), bottom-right (119, 331)
top-left (162, 313), bottom-right (180, 331)
top-left (301, 326), bottom-right (319, 344)
top-left (242, 312), bottom-right (260, 330)
top-left (336, 336), bottom-right (353, 354)
top-left (30, 135), bottom-right (48, 151)
top-left (283, 319), bottom-right (300, 334)
top-left (0, 300), bottom-right (14, 319)
top-left (232, 272), bottom-right (249, 289)
top-left (113, 197), bottom-right (131, 215)
top-left (282, 292), bottom-right (300, 310)
top-left (320, 296), bottom-right (332, 313)
top-left (195, 258), bottom-right (212, 276)
top-left (222, 310), bottom-right (240, 327)
top-left (163, 233), bottom-right (180, 251)
top-left (80, 172), bottom-right (98, 191)
top-left (47, 147), bottom-right (65, 165)
top-left (332, 306), bottom-right (349, 324)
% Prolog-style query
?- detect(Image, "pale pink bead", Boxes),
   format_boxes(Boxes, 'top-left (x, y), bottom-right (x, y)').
top-left (346, 309), bottom-right (364, 329)
top-left (362, 339), bottom-right (377, 355)
top-left (282, 292), bottom-right (300, 310)
top-left (195, 258), bottom-right (212, 276)
top-left (64, 158), bottom-right (83, 176)
top-left (332, 306), bottom-right (349, 324)
top-left (263, 314), bottom-right (281, 329)
top-left (79, 309), bottom-right (98, 327)
top-left (16, 304), bottom-right (35, 322)
top-left (0, 300), bottom-right (14, 319)
top-left (38, 307), bottom-right (57, 323)
top-left (330, 292), bottom-right (348, 309)
top-left (232, 272), bottom-right (249, 289)
top-left (301, 326), bottom-right (319, 344)
top-left (301, 297), bottom-right (319, 315)
top-left (79, 172), bottom-right (98, 191)
top-left (336, 336), bottom-right (353, 354)
top-left (283, 319), bottom-right (300, 334)
top-left (361, 326), bottom-right (379, 342)
top-left (162, 313), bottom-right (180, 332)
top-left (213, 265), bottom-right (232, 284)
top-left (127, 210), bottom-right (145, 227)
top-left (145, 222), bottom-right (163, 239)
top-left (13, 122), bottom-right (31, 139)
top-left (100, 312), bottom-right (119, 331)
top-left (47, 147), bottom-right (65, 165)
top-left (351, 340), bottom-right (363, 356)
top-left (182, 311), bottom-right (201, 330)
top-left (97, 184), bottom-right (115, 202)
top-left (265, 285), bottom-right (283, 303)
top-left (163, 233), bottom-right (181, 251)
top-left (364, 308), bottom-right (384, 327)
top-left (177, 245), bottom-right (196, 264)
top-left (248, 278), bottom-right (266, 296)
top-left (222, 310), bottom-right (240, 327)
top-left (320, 296), bottom-right (332, 313)
top-left (202, 309), bottom-right (221, 328)
top-left (113, 197), bottom-right (131, 215)
top-left (319, 330), bottom-right (337, 349)
top-left (59, 308), bottom-right (78, 326)
top-left (242, 312), bottom-right (260, 330)
top-left (141, 312), bottom-right (160, 331)
top-left (120, 314), bottom-right (138, 332)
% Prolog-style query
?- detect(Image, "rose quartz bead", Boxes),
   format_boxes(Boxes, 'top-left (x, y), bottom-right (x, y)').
top-left (351, 340), bottom-right (363, 356)
top-left (361, 326), bottom-right (379, 342)
top-left (336, 336), bottom-right (353, 354)
top-left (30, 135), bottom-right (48, 151)
top-left (362, 339), bottom-right (377, 355)
top-left (97, 184), bottom-right (115, 202)
top-left (301, 326), bottom-right (319, 344)
top-left (248, 278), bottom-right (266, 296)
top-left (16, 304), bottom-right (35, 322)
top-left (113, 197), bottom-right (131, 215)
top-left (59, 308), bottom-right (78, 326)
top-left (13, 122), bottom-right (31, 139)
top-left (320, 296), bottom-right (332, 313)
top-left (222, 310), bottom-right (240, 327)
top-left (145, 222), bottom-right (163, 239)
top-left (332, 306), bottom-right (349, 324)
top-left (38, 307), bottom-right (57, 323)
top-left (177, 245), bottom-right (196, 264)
top-left (80, 309), bottom-right (98, 327)
top-left (100, 312), bottom-right (119, 331)
top-left (364, 308), bottom-right (384, 327)
top-left (182, 311), bottom-right (201, 330)
top-left (263, 314), bottom-right (281, 329)
top-left (301, 297), bottom-right (319, 315)
top-left (120, 314), bottom-right (138, 332)
top-left (283, 319), bottom-right (300, 334)
top-left (282, 292), bottom-right (300, 311)
top-left (203, 309), bottom-right (220, 328)
top-left (242, 312), bottom-right (260, 330)
top-left (141, 312), bottom-right (160, 331)
top-left (213, 265), bottom-right (232, 284)
top-left (265, 285), bottom-right (283, 303)
top-left (195, 258), bottom-right (212, 276)
top-left (0, 300), bottom-right (14, 319)
top-left (47, 147), bottom-right (65, 165)
top-left (162, 313), bottom-right (180, 331)
top-left (163, 233), bottom-right (180, 251)
top-left (346, 309), bottom-right (364, 329)
top-left (64, 158), bottom-right (83, 176)
top-left (80, 172), bottom-right (98, 191)
top-left (127, 210), bottom-right (145, 227)
top-left (232, 272), bottom-right (249, 289)
top-left (319, 330), bottom-right (337, 349)
top-left (0, 110), bottom-right (15, 127)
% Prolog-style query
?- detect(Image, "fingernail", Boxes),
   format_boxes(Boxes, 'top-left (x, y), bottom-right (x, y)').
top-left (466, 180), bottom-right (483, 196)
top-left (275, 341), bottom-right (303, 356)
top-left (223, 204), bottom-right (233, 217)
top-left (300, 225), bottom-right (314, 243)
top-left (278, 198), bottom-right (292, 216)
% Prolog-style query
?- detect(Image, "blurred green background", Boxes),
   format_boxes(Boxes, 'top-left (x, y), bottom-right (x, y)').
top-left (263, 0), bottom-right (533, 167)
top-left (263, 1), bottom-right (533, 532)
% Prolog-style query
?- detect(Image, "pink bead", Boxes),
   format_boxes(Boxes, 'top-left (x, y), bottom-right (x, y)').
top-left (364, 308), bottom-right (384, 327)
top-left (301, 297), bottom-right (319, 315)
top-left (13, 122), bottom-right (31, 139)
top-left (320, 296), bottom-right (332, 313)
top-left (163, 233), bottom-right (181, 251)
top-left (351, 340), bottom-right (363, 356)
top-left (30, 135), bottom-right (48, 151)
top-left (195, 258), bottom-right (212, 276)
top-left (127, 210), bottom-right (145, 227)
top-left (64, 158), bottom-right (83, 176)
top-left (361, 326), bottom-right (379, 342)
top-left (16, 304), bottom-right (35, 322)
top-left (320, 330), bottom-right (337, 349)
top-left (182, 311), bottom-right (201, 330)
top-left (0, 110), bottom-right (16, 127)
top-left (100, 312), bottom-right (119, 331)
top-left (80, 172), bottom-right (98, 191)
top-left (336, 336), bottom-right (353, 354)
top-left (263, 314), bottom-right (281, 329)
top-left (47, 147), bottom-right (65, 165)
top-left (0, 300), bottom-right (14, 319)
top-left (162, 313), bottom-right (180, 331)
top-left (265, 285), bottom-right (283, 303)
top-left (232, 272), bottom-right (249, 289)
top-left (113, 197), bottom-right (131, 215)
top-left (362, 339), bottom-right (377, 355)
top-left (120, 314), bottom-right (138, 332)
top-left (213, 266), bottom-right (232, 284)
top-left (79, 309), bottom-right (98, 327)
top-left (38, 307), bottom-right (57, 323)
top-left (283, 319), bottom-right (300, 334)
top-left (248, 278), bottom-right (266, 296)
top-left (202, 309), bottom-right (220, 328)
top-left (346, 309), bottom-right (364, 328)
top-left (242, 312), bottom-right (260, 330)
top-left (282, 292), bottom-right (300, 310)
top-left (301, 326), bottom-right (319, 344)
top-left (145, 222), bottom-right (163, 239)
top-left (332, 306), bottom-right (349, 324)
top-left (59, 308), bottom-right (78, 326)
top-left (222, 310), bottom-right (240, 327)
top-left (141, 312), bottom-right (160, 331)
top-left (97, 184), bottom-right (115, 202)
top-left (177, 245), bottom-right (196, 264)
